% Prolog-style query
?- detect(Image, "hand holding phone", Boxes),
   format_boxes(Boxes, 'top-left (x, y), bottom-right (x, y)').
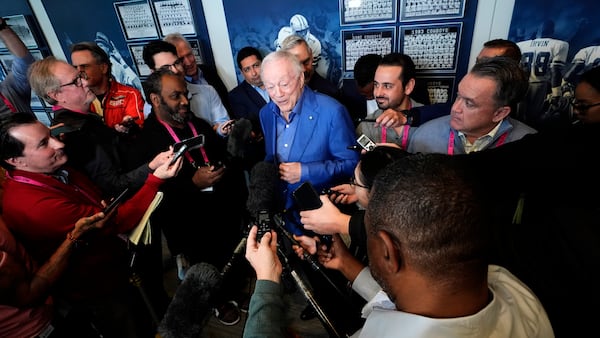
top-left (103, 188), bottom-right (130, 215)
top-left (170, 144), bottom-right (188, 165)
top-left (293, 181), bottom-right (323, 211)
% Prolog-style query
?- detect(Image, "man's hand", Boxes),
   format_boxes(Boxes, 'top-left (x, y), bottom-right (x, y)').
top-left (327, 183), bottom-right (358, 204)
top-left (148, 148), bottom-right (175, 171)
top-left (114, 116), bottom-right (139, 134)
top-left (317, 234), bottom-right (363, 281)
top-left (152, 155), bottom-right (183, 179)
top-left (278, 162), bottom-right (301, 184)
top-left (292, 234), bottom-right (319, 258)
top-left (375, 109), bottom-right (409, 128)
top-left (218, 119), bottom-right (235, 136)
top-left (245, 225), bottom-right (282, 283)
top-left (191, 165), bottom-right (225, 189)
top-left (300, 196), bottom-right (351, 235)
top-left (70, 212), bottom-right (109, 240)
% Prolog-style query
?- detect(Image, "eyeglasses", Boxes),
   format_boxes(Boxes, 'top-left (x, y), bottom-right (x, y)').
top-left (59, 73), bottom-right (84, 88)
top-left (158, 58), bottom-right (184, 72)
top-left (570, 100), bottom-right (600, 112)
top-left (350, 175), bottom-right (370, 190)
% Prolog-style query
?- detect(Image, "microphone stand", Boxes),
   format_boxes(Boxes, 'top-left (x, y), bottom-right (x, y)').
top-left (273, 214), bottom-right (349, 300)
top-left (277, 246), bottom-right (344, 338)
top-left (221, 237), bottom-right (247, 278)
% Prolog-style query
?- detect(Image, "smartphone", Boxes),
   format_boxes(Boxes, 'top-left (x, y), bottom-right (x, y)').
top-left (173, 134), bottom-right (205, 152)
top-left (293, 181), bottom-right (323, 211)
top-left (357, 134), bottom-right (376, 151)
top-left (210, 160), bottom-right (225, 171)
top-left (103, 188), bottom-right (130, 215)
top-left (170, 144), bottom-right (188, 165)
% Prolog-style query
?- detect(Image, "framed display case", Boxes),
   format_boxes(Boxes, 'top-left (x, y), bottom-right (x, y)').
top-left (399, 0), bottom-right (466, 22)
top-left (418, 76), bottom-right (455, 104)
top-left (342, 27), bottom-right (396, 74)
top-left (128, 43), bottom-right (152, 77)
top-left (400, 23), bottom-right (462, 73)
top-left (114, 0), bottom-right (159, 40)
top-left (152, 0), bottom-right (196, 36)
top-left (340, 0), bottom-right (397, 26)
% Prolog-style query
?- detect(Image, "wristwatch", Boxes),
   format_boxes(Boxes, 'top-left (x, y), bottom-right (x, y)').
top-left (0, 18), bottom-right (8, 31)
top-left (400, 109), bottom-right (414, 126)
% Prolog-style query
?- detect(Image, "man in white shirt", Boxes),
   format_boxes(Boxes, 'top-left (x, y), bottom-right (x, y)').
top-left (243, 153), bottom-right (554, 338)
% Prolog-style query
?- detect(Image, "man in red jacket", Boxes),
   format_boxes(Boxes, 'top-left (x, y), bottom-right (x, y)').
top-left (71, 41), bottom-right (145, 134)
top-left (0, 112), bottom-right (181, 337)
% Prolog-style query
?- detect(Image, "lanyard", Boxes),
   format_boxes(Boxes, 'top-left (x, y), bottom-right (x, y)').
top-left (158, 119), bottom-right (210, 166)
top-left (447, 130), bottom-right (508, 155)
top-left (6, 172), bottom-right (101, 207)
top-left (0, 92), bottom-right (17, 112)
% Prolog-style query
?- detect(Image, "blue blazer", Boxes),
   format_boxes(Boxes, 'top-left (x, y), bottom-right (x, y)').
top-left (260, 88), bottom-right (359, 234)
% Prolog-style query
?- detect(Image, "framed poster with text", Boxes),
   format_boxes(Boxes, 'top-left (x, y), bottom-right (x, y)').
top-left (114, 0), bottom-right (159, 40)
top-left (400, 23), bottom-right (462, 73)
top-left (400, 0), bottom-right (465, 22)
top-left (342, 27), bottom-right (396, 74)
top-left (339, 0), bottom-right (397, 26)
top-left (152, 0), bottom-right (196, 36)
top-left (418, 76), bottom-right (455, 104)
top-left (128, 43), bottom-right (152, 77)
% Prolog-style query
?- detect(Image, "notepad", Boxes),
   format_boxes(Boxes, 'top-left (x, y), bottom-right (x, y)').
top-left (128, 192), bottom-right (163, 246)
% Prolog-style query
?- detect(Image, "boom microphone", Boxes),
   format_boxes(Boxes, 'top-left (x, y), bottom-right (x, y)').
top-left (227, 118), bottom-right (253, 159)
top-left (158, 263), bottom-right (222, 338)
top-left (246, 160), bottom-right (279, 214)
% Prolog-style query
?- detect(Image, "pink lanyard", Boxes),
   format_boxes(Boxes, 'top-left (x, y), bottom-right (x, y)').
top-left (0, 92), bottom-right (17, 112)
top-left (159, 120), bottom-right (210, 167)
top-left (6, 172), bottom-right (101, 207)
top-left (447, 130), bottom-right (508, 155)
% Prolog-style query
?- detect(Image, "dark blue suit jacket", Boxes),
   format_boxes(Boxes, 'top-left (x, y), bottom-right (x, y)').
top-left (228, 80), bottom-right (267, 131)
top-left (259, 88), bottom-right (359, 234)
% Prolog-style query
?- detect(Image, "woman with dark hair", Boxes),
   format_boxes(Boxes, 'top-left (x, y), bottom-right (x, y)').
top-left (572, 66), bottom-right (600, 124)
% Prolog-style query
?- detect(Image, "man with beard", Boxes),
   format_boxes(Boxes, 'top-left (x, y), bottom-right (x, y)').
top-left (129, 68), bottom-right (247, 325)
top-left (355, 53), bottom-right (429, 148)
top-left (243, 153), bottom-right (554, 338)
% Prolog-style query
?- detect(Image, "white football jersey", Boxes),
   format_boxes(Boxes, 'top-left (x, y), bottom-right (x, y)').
top-left (517, 38), bottom-right (569, 83)
top-left (570, 45), bottom-right (600, 68)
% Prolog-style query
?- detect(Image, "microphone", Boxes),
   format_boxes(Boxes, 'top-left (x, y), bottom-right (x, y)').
top-left (246, 160), bottom-right (279, 215)
top-left (158, 263), bottom-right (222, 338)
top-left (227, 118), bottom-right (253, 159)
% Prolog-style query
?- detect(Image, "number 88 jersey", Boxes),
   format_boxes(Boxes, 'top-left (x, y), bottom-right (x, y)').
top-left (517, 37), bottom-right (569, 83)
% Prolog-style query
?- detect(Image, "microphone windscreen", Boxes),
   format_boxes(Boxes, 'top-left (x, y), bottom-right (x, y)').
top-left (158, 263), bottom-right (222, 338)
top-left (227, 118), bottom-right (253, 158)
top-left (246, 161), bottom-right (279, 214)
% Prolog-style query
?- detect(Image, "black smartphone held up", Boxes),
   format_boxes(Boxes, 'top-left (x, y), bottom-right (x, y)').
top-left (103, 188), bottom-right (130, 215)
top-left (293, 181), bottom-right (323, 211)
top-left (170, 134), bottom-right (205, 165)
top-left (170, 144), bottom-right (188, 165)
top-left (357, 134), bottom-right (377, 151)
top-left (173, 134), bottom-right (205, 153)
